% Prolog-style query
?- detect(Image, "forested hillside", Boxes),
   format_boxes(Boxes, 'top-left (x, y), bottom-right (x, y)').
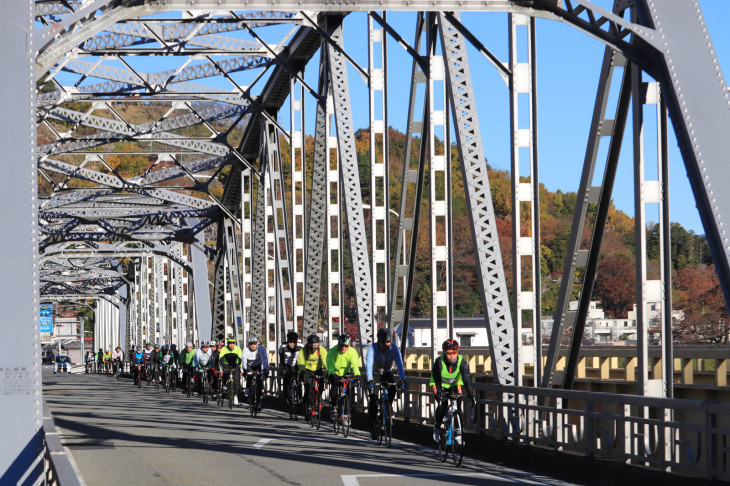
top-left (282, 127), bottom-right (728, 344)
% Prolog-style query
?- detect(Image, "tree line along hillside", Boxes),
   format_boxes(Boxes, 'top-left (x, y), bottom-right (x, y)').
top-left (279, 127), bottom-right (727, 344)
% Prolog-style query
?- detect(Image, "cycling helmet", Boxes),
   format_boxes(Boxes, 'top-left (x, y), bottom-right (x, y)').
top-left (153, 343), bottom-right (160, 349)
top-left (247, 335), bottom-right (259, 346)
top-left (185, 341), bottom-right (194, 347)
top-left (170, 344), bottom-right (177, 351)
top-left (161, 344), bottom-right (169, 351)
top-left (115, 346), bottom-right (121, 350)
top-left (135, 345), bottom-right (142, 351)
top-left (226, 336), bottom-right (237, 344)
top-left (442, 339), bottom-right (460, 352)
top-left (217, 340), bottom-right (225, 347)
top-left (377, 328), bottom-right (392, 343)
top-left (201, 341), bottom-right (210, 347)
top-left (306, 334), bottom-right (320, 345)
top-left (286, 331), bottom-right (299, 343)
top-left (337, 334), bottom-right (351, 346)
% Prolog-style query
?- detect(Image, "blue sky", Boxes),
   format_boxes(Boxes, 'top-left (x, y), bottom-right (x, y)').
top-left (310, 1), bottom-right (729, 236)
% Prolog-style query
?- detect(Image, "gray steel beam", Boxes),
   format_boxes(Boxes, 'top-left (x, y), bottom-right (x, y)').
top-left (302, 69), bottom-right (328, 339)
top-left (327, 21), bottom-right (374, 349)
top-left (439, 12), bottom-right (516, 385)
top-left (0, 2), bottom-right (43, 481)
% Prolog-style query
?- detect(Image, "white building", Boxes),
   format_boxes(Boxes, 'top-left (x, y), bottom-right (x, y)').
top-left (541, 301), bottom-right (638, 344)
top-left (399, 317), bottom-right (532, 348)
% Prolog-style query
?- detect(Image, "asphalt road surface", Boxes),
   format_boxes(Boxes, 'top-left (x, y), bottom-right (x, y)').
top-left (43, 367), bottom-right (578, 486)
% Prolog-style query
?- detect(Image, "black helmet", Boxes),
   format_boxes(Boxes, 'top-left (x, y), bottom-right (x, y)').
top-left (337, 334), bottom-right (351, 346)
top-left (306, 334), bottom-right (320, 345)
top-left (377, 328), bottom-right (392, 343)
top-left (286, 331), bottom-right (299, 343)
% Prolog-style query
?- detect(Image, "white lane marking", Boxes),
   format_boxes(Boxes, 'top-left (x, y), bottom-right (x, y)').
top-left (341, 473), bottom-right (500, 485)
top-left (253, 438), bottom-right (273, 449)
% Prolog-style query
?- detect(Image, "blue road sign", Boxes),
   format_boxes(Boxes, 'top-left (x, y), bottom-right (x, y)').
top-left (40, 306), bottom-right (53, 333)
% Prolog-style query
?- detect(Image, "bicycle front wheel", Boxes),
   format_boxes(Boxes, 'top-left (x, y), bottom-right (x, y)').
top-left (451, 411), bottom-right (464, 467)
top-left (333, 398), bottom-right (340, 435)
top-left (384, 400), bottom-right (393, 448)
top-left (342, 397), bottom-right (351, 438)
top-left (437, 421), bottom-right (448, 462)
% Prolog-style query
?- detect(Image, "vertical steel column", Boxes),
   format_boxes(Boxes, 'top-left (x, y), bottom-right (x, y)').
top-left (211, 232), bottom-right (229, 342)
top-left (264, 121), bottom-right (295, 338)
top-left (154, 256), bottom-right (165, 345)
top-left (250, 176), bottom-right (267, 341)
top-left (390, 14), bottom-right (428, 353)
top-left (241, 169), bottom-right (254, 340)
top-left (223, 218), bottom-right (244, 342)
top-left (263, 151), bottom-right (278, 351)
top-left (328, 23), bottom-right (375, 351)
top-left (541, 43), bottom-right (632, 391)
top-left (509, 13), bottom-right (540, 386)
top-left (428, 14), bottom-right (453, 358)
top-left (174, 244), bottom-right (186, 348)
top-left (0, 5), bottom-right (42, 474)
top-left (326, 85), bottom-right (343, 339)
top-left (438, 13), bottom-right (516, 385)
top-left (633, 78), bottom-right (671, 397)
top-left (369, 14), bottom-right (390, 335)
top-left (303, 65), bottom-right (329, 341)
top-left (290, 75), bottom-right (307, 336)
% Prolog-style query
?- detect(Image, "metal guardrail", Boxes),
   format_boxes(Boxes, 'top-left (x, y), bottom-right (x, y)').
top-left (42, 403), bottom-right (83, 486)
top-left (265, 368), bottom-right (730, 482)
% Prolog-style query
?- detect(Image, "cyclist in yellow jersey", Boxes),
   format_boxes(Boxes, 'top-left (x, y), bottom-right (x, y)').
top-left (429, 339), bottom-right (476, 442)
top-left (298, 334), bottom-right (328, 420)
top-left (326, 334), bottom-right (360, 419)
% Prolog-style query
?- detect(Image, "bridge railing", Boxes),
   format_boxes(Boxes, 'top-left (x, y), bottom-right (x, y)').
top-left (42, 403), bottom-right (83, 485)
top-left (401, 346), bottom-right (730, 387)
top-left (393, 379), bottom-right (730, 483)
top-left (266, 368), bottom-right (729, 482)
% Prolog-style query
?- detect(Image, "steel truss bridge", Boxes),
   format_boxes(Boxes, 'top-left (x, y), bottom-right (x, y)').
top-left (1, 0), bottom-right (729, 483)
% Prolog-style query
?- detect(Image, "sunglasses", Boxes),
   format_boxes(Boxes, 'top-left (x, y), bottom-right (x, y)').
top-left (339, 344), bottom-right (350, 348)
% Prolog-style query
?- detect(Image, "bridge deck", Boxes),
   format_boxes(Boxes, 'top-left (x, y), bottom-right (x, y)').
top-left (42, 368), bottom-right (574, 486)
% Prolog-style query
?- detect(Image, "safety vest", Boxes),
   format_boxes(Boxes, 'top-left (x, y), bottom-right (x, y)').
top-left (440, 355), bottom-right (464, 389)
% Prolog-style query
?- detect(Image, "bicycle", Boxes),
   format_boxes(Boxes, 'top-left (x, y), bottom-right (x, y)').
top-left (113, 360), bottom-right (123, 380)
top-left (287, 373), bottom-right (302, 421)
top-left (305, 374), bottom-right (324, 430)
top-left (151, 363), bottom-right (160, 390)
top-left (184, 367), bottom-right (195, 398)
top-left (436, 389), bottom-right (465, 467)
top-left (163, 363), bottom-right (177, 393)
top-left (332, 376), bottom-right (359, 437)
top-left (133, 363), bottom-right (143, 388)
top-left (198, 368), bottom-right (212, 404)
top-left (246, 369), bottom-right (261, 416)
top-left (373, 381), bottom-right (397, 447)
top-left (214, 369), bottom-right (225, 407)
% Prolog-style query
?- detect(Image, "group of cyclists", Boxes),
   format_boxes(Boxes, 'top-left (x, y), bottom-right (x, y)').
top-left (91, 329), bottom-right (476, 455)
top-left (84, 346), bottom-right (124, 375)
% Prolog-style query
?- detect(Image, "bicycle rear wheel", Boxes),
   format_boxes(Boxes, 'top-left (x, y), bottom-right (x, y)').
top-left (451, 411), bottom-right (464, 467)
top-left (186, 374), bottom-right (193, 398)
top-left (228, 380), bottom-right (234, 410)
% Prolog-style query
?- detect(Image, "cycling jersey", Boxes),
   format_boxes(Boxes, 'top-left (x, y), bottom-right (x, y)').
top-left (102, 352), bottom-right (112, 362)
top-left (297, 345), bottom-right (327, 373)
top-left (429, 355), bottom-right (473, 395)
top-left (219, 345), bottom-right (243, 368)
top-left (134, 351), bottom-right (144, 363)
top-left (241, 345), bottom-right (268, 372)
top-left (365, 342), bottom-right (406, 382)
top-left (142, 348), bottom-right (154, 363)
top-left (179, 347), bottom-right (196, 367)
top-left (111, 350), bottom-right (124, 361)
top-left (326, 345), bottom-right (361, 377)
top-left (278, 343), bottom-right (301, 372)
top-left (194, 348), bottom-right (214, 368)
